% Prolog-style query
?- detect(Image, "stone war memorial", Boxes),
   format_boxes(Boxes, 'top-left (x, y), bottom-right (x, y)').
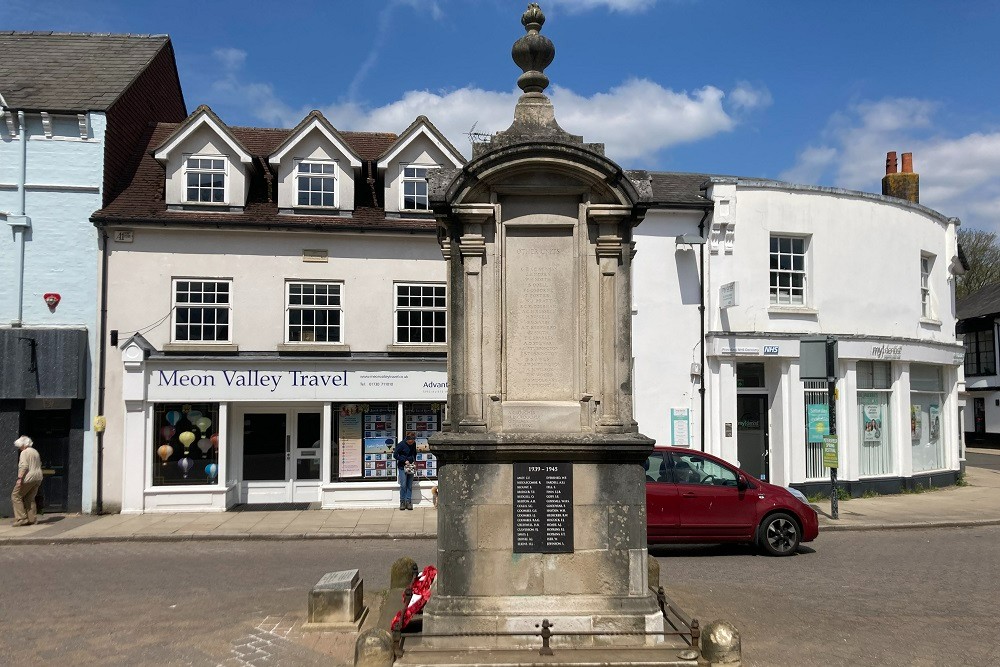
top-left (389, 4), bottom-right (742, 666)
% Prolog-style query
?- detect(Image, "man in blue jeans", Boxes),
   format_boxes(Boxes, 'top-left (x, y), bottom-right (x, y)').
top-left (394, 432), bottom-right (417, 510)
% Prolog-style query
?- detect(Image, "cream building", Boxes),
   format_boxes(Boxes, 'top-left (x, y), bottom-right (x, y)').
top-left (93, 106), bottom-right (463, 513)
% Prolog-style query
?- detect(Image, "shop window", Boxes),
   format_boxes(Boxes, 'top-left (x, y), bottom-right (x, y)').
top-left (286, 281), bottom-right (342, 343)
top-left (395, 283), bottom-right (446, 344)
top-left (404, 402), bottom-right (442, 479)
top-left (152, 403), bottom-right (220, 486)
top-left (857, 361), bottom-right (893, 477)
top-left (736, 363), bottom-right (765, 388)
top-left (332, 402), bottom-right (443, 481)
top-left (804, 380), bottom-right (830, 480)
top-left (910, 364), bottom-right (944, 472)
top-left (173, 279), bottom-right (231, 343)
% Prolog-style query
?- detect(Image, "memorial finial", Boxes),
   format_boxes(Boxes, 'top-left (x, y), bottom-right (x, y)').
top-left (512, 3), bottom-right (554, 94)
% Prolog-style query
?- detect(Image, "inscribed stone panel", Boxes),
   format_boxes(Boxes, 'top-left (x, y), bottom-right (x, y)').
top-left (505, 227), bottom-right (575, 401)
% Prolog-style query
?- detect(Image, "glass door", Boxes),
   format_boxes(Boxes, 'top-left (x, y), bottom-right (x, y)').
top-left (293, 412), bottom-right (322, 502)
top-left (243, 413), bottom-right (289, 481)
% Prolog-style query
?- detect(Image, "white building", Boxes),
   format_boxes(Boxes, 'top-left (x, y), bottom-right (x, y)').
top-left (633, 159), bottom-right (965, 495)
top-left (92, 106), bottom-right (463, 513)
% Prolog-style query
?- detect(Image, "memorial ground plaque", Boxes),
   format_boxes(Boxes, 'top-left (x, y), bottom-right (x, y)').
top-left (512, 461), bottom-right (573, 553)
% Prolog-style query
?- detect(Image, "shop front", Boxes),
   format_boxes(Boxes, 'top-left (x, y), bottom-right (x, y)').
top-left (119, 338), bottom-right (446, 513)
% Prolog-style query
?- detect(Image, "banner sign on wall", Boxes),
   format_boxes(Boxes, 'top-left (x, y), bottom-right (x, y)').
top-left (670, 408), bottom-right (690, 446)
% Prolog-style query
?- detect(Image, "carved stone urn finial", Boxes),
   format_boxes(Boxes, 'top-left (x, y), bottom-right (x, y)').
top-left (512, 3), bottom-right (555, 94)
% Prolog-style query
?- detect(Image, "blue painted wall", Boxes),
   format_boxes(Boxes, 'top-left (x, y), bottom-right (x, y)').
top-left (0, 111), bottom-right (105, 512)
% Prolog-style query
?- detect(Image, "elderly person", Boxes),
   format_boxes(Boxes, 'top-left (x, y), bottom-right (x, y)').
top-left (11, 435), bottom-right (43, 526)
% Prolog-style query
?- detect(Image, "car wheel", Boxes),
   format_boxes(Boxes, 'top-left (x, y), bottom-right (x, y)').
top-left (759, 512), bottom-right (800, 557)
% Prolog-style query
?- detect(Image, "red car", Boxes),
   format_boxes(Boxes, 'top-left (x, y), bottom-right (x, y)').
top-left (645, 446), bottom-right (819, 556)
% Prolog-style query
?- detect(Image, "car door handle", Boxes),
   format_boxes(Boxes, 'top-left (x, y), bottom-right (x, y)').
top-left (682, 492), bottom-right (696, 498)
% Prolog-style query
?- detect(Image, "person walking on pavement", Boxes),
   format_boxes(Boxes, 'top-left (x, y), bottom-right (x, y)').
top-left (394, 432), bottom-right (417, 510)
top-left (11, 435), bottom-right (43, 526)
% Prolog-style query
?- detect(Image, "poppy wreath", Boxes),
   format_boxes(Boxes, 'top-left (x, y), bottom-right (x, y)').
top-left (391, 565), bottom-right (438, 631)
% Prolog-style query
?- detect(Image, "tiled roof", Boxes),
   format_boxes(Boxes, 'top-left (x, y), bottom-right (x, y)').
top-left (0, 32), bottom-right (169, 111)
top-left (92, 122), bottom-right (436, 232)
top-left (647, 172), bottom-right (712, 206)
top-left (957, 283), bottom-right (1000, 320)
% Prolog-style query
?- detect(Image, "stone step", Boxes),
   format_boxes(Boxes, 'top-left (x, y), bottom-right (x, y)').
top-left (393, 642), bottom-right (699, 667)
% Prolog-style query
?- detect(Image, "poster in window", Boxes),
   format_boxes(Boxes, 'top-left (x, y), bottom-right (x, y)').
top-left (929, 404), bottom-right (940, 442)
top-left (911, 404), bottom-right (922, 441)
top-left (862, 403), bottom-right (882, 442)
top-left (338, 412), bottom-right (363, 478)
top-left (806, 403), bottom-right (829, 444)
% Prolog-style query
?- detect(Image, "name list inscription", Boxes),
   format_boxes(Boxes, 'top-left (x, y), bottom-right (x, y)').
top-left (513, 462), bottom-right (574, 553)
top-left (506, 229), bottom-right (575, 400)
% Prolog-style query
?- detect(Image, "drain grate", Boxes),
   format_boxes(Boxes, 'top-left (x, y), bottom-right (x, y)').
top-left (230, 502), bottom-right (317, 512)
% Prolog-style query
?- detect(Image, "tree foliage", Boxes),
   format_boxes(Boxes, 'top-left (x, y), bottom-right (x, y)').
top-left (957, 228), bottom-right (1000, 300)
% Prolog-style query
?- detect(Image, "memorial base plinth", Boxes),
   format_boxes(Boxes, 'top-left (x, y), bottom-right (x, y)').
top-left (426, 432), bottom-right (659, 651)
top-left (393, 641), bottom-right (699, 667)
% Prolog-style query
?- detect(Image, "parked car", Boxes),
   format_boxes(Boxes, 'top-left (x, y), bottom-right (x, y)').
top-left (645, 446), bottom-right (819, 556)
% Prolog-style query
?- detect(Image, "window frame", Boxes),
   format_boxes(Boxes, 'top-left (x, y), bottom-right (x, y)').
top-left (171, 278), bottom-right (233, 344)
top-left (964, 327), bottom-right (997, 377)
top-left (284, 280), bottom-right (345, 345)
top-left (394, 282), bottom-right (447, 345)
top-left (769, 234), bottom-right (809, 306)
top-left (399, 163), bottom-right (438, 212)
top-left (920, 253), bottom-right (934, 319)
top-left (295, 158), bottom-right (338, 209)
top-left (183, 154), bottom-right (228, 205)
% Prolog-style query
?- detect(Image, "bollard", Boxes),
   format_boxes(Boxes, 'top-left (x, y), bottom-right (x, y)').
top-left (389, 557), bottom-right (418, 590)
top-left (354, 627), bottom-right (394, 667)
top-left (700, 619), bottom-right (741, 665)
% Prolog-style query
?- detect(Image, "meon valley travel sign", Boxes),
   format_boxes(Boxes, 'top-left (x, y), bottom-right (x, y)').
top-left (147, 366), bottom-right (448, 401)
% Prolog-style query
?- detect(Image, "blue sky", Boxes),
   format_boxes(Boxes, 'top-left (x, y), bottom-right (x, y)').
top-left (7, 0), bottom-right (1000, 233)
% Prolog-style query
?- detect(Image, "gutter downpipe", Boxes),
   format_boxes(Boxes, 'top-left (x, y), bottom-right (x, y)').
top-left (95, 226), bottom-right (109, 513)
top-left (11, 110), bottom-right (28, 326)
top-left (698, 208), bottom-right (709, 452)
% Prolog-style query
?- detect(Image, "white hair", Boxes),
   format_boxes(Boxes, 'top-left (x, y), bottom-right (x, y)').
top-left (14, 435), bottom-right (33, 449)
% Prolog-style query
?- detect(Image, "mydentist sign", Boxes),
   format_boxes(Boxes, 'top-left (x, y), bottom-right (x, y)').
top-left (147, 366), bottom-right (448, 401)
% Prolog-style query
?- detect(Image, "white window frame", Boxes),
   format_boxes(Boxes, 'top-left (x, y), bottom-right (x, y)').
top-left (184, 154), bottom-right (228, 204)
top-left (285, 280), bottom-right (344, 344)
top-left (920, 253), bottom-right (934, 319)
top-left (769, 234), bottom-right (808, 306)
top-left (856, 361), bottom-right (894, 478)
top-left (394, 282), bottom-right (447, 345)
top-left (171, 278), bottom-right (233, 343)
top-left (295, 159), bottom-right (338, 208)
top-left (399, 163), bottom-right (438, 211)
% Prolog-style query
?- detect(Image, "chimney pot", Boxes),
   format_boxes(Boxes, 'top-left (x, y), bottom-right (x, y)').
top-left (885, 151), bottom-right (898, 175)
top-left (901, 152), bottom-right (913, 173)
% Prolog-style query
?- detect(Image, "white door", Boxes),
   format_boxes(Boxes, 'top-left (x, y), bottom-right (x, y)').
top-left (241, 409), bottom-right (322, 504)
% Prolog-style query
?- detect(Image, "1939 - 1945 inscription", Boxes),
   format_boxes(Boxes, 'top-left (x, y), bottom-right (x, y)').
top-left (513, 462), bottom-right (573, 553)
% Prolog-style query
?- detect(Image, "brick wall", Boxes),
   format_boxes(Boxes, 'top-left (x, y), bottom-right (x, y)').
top-left (103, 40), bottom-right (187, 207)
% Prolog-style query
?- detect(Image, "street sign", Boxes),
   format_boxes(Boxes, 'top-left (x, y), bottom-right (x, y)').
top-left (822, 435), bottom-right (839, 469)
top-left (800, 337), bottom-right (837, 380)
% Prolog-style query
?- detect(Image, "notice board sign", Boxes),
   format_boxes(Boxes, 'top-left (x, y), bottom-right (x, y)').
top-left (513, 462), bottom-right (573, 553)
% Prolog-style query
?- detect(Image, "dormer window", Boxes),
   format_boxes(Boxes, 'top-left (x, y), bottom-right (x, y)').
top-left (297, 160), bottom-right (337, 208)
top-left (401, 164), bottom-right (436, 211)
top-left (185, 156), bottom-right (226, 204)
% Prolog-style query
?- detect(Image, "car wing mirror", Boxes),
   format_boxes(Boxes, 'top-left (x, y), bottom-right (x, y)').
top-left (737, 475), bottom-right (749, 491)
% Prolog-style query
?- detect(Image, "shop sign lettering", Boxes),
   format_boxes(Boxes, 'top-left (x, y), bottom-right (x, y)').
top-left (148, 367), bottom-right (447, 401)
top-left (870, 344), bottom-right (902, 360)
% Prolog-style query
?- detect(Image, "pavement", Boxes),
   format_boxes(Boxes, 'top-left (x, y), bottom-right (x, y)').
top-left (2, 448), bottom-right (999, 545)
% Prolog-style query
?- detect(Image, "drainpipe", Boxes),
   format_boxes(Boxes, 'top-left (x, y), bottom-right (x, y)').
top-left (697, 209), bottom-right (709, 452)
top-left (96, 228), bottom-right (109, 513)
top-left (9, 110), bottom-right (29, 327)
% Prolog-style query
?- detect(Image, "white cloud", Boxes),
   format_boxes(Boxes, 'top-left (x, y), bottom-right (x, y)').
top-left (781, 97), bottom-right (1000, 233)
top-left (212, 47), bottom-right (247, 72)
top-left (205, 48), bottom-right (763, 166)
top-left (546, 0), bottom-right (659, 12)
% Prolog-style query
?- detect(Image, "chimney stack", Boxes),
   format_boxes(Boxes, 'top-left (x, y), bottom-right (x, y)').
top-left (882, 150), bottom-right (919, 203)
